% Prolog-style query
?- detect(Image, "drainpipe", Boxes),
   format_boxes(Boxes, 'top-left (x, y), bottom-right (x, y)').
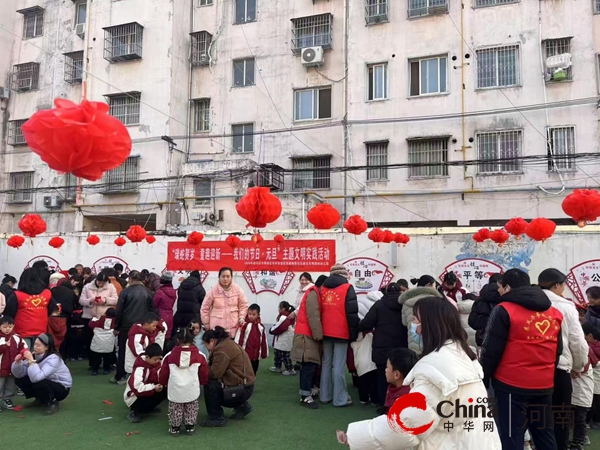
top-left (342, 0), bottom-right (350, 220)
top-left (77, 0), bottom-right (92, 207)
top-left (460, 1), bottom-right (473, 190)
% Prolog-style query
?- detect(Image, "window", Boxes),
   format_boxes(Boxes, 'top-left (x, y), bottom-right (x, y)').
top-left (410, 56), bottom-right (447, 96)
top-left (103, 22), bottom-right (144, 62)
top-left (475, 0), bottom-right (518, 6)
top-left (193, 99), bottom-right (210, 132)
top-left (65, 173), bottom-right (78, 201)
top-left (595, 0), bottom-right (600, 14)
top-left (292, 156), bottom-right (331, 190)
top-left (235, 0), bottom-right (256, 24)
top-left (199, 0), bottom-right (213, 5)
top-left (194, 179), bottom-right (211, 206)
top-left (257, 164), bottom-right (284, 191)
top-left (476, 45), bottom-right (520, 89)
top-left (368, 63), bottom-right (388, 101)
top-left (544, 38), bottom-right (573, 82)
top-left (7, 120), bottom-right (28, 146)
top-left (291, 14), bottom-right (333, 53)
top-left (102, 157), bottom-right (140, 193)
top-left (106, 92), bottom-right (141, 125)
top-left (477, 130), bottom-right (522, 174)
top-left (547, 126), bottom-right (575, 171)
top-left (191, 31), bottom-right (212, 66)
top-left (64, 51), bottom-right (84, 84)
top-left (75, 2), bottom-right (86, 26)
top-left (11, 63), bottom-right (40, 91)
top-left (366, 142), bottom-right (388, 181)
top-left (232, 123), bottom-right (254, 153)
top-left (9, 172), bottom-right (34, 203)
top-left (365, 0), bottom-right (389, 24)
top-left (408, 138), bottom-right (449, 178)
top-left (408, 0), bottom-right (448, 18)
top-left (233, 58), bottom-right (255, 87)
top-left (294, 87), bottom-right (332, 121)
top-left (20, 7), bottom-right (44, 39)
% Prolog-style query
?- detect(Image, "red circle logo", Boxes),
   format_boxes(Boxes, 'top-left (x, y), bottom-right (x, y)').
top-left (387, 392), bottom-right (435, 435)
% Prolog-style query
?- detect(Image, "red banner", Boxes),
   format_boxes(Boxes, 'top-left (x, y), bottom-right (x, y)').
top-left (167, 240), bottom-right (336, 272)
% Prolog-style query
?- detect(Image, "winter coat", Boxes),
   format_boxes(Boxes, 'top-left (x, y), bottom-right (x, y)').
top-left (468, 282), bottom-right (502, 346)
top-left (47, 316), bottom-right (67, 349)
top-left (360, 290), bottom-right (407, 365)
top-left (291, 288), bottom-right (322, 365)
top-left (14, 289), bottom-right (56, 338)
top-left (51, 281), bottom-right (78, 317)
top-left (457, 299), bottom-right (476, 348)
top-left (108, 276), bottom-right (123, 296)
top-left (153, 284), bottom-right (176, 338)
top-left (0, 284), bottom-right (17, 320)
top-left (124, 355), bottom-right (161, 407)
top-left (114, 282), bottom-right (155, 332)
top-left (235, 318), bottom-right (268, 361)
top-left (399, 287), bottom-right (443, 355)
top-left (293, 287), bottom-right (306, 311)
top-left (79, 281), bottom-right (119, 319)
top-left (0, 332), bottom-right (27, 376)
top-left (543, 289), bottom-right (588, 373)
top-left (320, 274), bottom-right (359, 342)
top-left (572, 348), bottom-right (596, 408)
top-left (125, 323), bottom-right (155, 373)
top-left (11, 353), bottom-right (73, 389)
top-left (89, 315), bottom-right (116, 353)
top-left (0, 292), bottom-right (4, 315)
top-left (200, 283), bottom-right (248, 338)
top-left (442, 279), bottom-right (468, 303)
top-left (270, 311), bottom-right (295, 352)
top-left (587, 306), bottom-right (600, 331)
top-left (358, 291), bottom-right (381, 319)
top-left (144, 273), bottom-right (162, 294)
top-left (173, 276), bottom-right (206, 330)
top-left (153, 320), bottom-right (168, 350)
top-left (193, 331), bottom-right (209, 360)
top-left (351, 333), bottom-right (377, 377)
top-left (209, 337), bottom-right (256, 387)
top-left (590, 341), bottom-right (600, 395)
top-left (346, 341), bottom-right (501, 450)
top-left (159, 345), bottom-right (209, 403)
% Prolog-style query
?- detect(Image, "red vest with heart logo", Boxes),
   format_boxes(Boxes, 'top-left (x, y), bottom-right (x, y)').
top-left (494, 302), bottom-right (563, 390)
top-left (14, 289), bottom-right (52, 338)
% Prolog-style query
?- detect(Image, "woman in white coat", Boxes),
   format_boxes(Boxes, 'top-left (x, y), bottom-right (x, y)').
top-left (346, 296), bottom-right (501, 450)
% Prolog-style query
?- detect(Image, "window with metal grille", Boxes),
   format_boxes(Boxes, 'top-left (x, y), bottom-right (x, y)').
top-left (191, 31), bottom-right (212, 66)
top-left (235, 0), bottom-right (256, 24)
top-left (547, 126), bottom-right (575, 171)
top-left (544, 38), bottom-right (573, 82)
top-left (103, 22), bottom-right (143, 62)
top-left (232, 123), bottom-right (254, 153)
top-left (291, 14), bottom-right (333, 53)
top-left (20, 7), bottom-right (44, 39)
top-left (294, 87), bottom-right (332, 121)
top-left (368, 63), bottom-right (388, 101)
top-left (408, 0), bottom-right (448, 18)
top-left (106, 92), bottom-right (141, 125)
top-left (474, 0), bottom-right (518, 6)
top-left (366, 142), bottom-right (388, 181)
top-left (9, 172), bottom-right (34, 203)
top-left (64, 51), bottom-right (84, 84)
top-left (65, 173), bottom-right (78, 201)
top-left (476, 45), bottom-right (520, 89)
top-left (102, 157), bottom-right (140, 193)
top-left (233, 58), bottom-right (255, 87)
top-left (7, 120), bottom-right (28, 146)
top-left (194, 179), bottom-right (211, 206)
top-left (193, 99), bottom-right (210, 132)
top-left (11, 62), bottom-right (40, 91)
top-left (257, 164), bottom-right (285, 191)
top-left (199, 0), bottom-right (213, 5)
top-left (292, 156), bottom-right (331, 190)
top-left (409, 56), bottom-right (447, 96)
top-left (408, 138), bottom-right (449, 178)
top-left (477, 130), bottom-right (522, 174)
top-left (596, 0), bottom-right (600, 14)
top-left (365, 0), bottom-right (389, 24)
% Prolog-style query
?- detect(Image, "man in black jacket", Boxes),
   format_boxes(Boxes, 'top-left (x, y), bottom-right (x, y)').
top-left (173, 270), bottom-right (206, 330)
top-left (468, 273), bottom-right (502, 346)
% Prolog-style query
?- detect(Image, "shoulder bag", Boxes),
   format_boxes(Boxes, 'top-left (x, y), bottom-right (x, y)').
top-left (222, 344), bottom-right (247, 402)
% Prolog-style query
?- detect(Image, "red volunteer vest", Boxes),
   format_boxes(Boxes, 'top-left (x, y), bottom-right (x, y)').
top-left (13, 289), bottom-right (52, 338)
top-left (494, 302), bottom-right (563, 390)
top-left (295, 286), bottom-right (320, 338)
top-left (320, 284), bottom-right (351, 340)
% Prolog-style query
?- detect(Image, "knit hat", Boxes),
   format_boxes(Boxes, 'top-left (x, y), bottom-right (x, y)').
top-left (330, 263), bottom-right (349, 279)
top-left (161, 271), bottom-right (174, 282)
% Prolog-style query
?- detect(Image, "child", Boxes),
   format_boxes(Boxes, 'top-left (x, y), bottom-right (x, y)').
top-left (159, 327), bottom-right (209, 435)
top-left (269, 301), bottom-right (296, 376)
top-left (235, 304), bottom-right (268, 374)
top-left (88, 308), bottom-right (117, 376)
top-left (587, 322), bottom-right (600, 430)
top-left (0, 316), bottom-right (27, 410)
top-left (577, 306), bottom-right (587, 325)
top-left (125, 312), bottom-right (161, 376)
top-left (190, 318), bottom-right (209, 359)
top-left (124, 343), bottom-right (166, 423)
top-left (153, 319), bottom-right (168, 351)
top-left (350, 332), bottom-right (378, 406)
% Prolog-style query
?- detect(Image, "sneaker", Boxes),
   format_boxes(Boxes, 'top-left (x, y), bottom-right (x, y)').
top-left (169, 426), bottom-right (180, 436)
top-left (230, 403), bottom-right (254, 420)
top-left (586, 423), bottom-right (591, 429)
top-left (127, 410), bottom-right (142, 423)
top-left (282, 369), bottom-right (297, 376)
top-left (300, 396), bottom-right (318, 409)
top-left (4, 400), bottom-right (15, 410)
top-left (110, 377), bottom-right (127, 386)
top-left (185, 425), bottom-right (195, 435)
top-left (91, 370), bottom-right (99, 376)
top-left (16, 389), bottom-right (24, 396)
top-left (310, 387), bottom-right (320, 398)
top-left (334, 395), bottom-right (353, 407)
top-left (524, 442), bottom-right (532, 450)
top-left (200, 417), bottom-right (228, 427)
top-left (568, 443), bottom-right (584, 450)
top-left (269, 367), bottom-right (283, 373)
top-left (584, 435), bottom-right (591, 446)
top-left (44, 401), bottom-right (59, 415)
top-left (360, 401), bottom-right (370, 406)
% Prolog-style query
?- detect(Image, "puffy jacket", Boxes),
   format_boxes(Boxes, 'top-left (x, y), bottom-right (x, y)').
top-left (125, 323), bottom-right (155, 373)
top-left (144, 273), bottom-right (162, 294)
top-left (590, 341), bottom-right (600, 395)
top-left (350, 332), bottom-right (377, 377)
top-left (79, 280), bottom-right (118, 319)
top-left (124, 355), bottom-right (161, 407)
top-left (442, 279), bottom-right (468, 303)
top-left (89, 315), bottom-right (116, 353)
top-left (51, 281), bottom-right (78, 317)
top-left (468, 282), bottom-right (502, 346)
top-left (572, 346), bottom-right (597, 408)
top-left (200, 283), bottom-right (248, 338)
top-left (209, 337), bottom-right (256, 387)
top-left (320, 275), bottom-right (359, 342)
top-left (457, 299), bottom-right (476, 348)
top-left (346, 342), bottom-right (501, 450)
top-left (173, 276), bottom-right (206, 330)
top-left (114, 282), bottom-right (155, 331)
top-left (587, 305), bottom-right (600, 331)
top-left (291, 286), bottom-right (322, 365)
top-left (269, 311), bottom-right (295, 352)
top-left (0, 284), bottom-right (17, 319)
top-left (153, 284), bottom-right (176, 338)
top-left (235, 318), bottom-right (269, 361)
top-left (0, 332), bottom-right (27, 376)
top-left (159, 345), bottom-right (209, 403)
top-left (11, 353), bottom-right (72, 389)
top-left (399, 287), bottom-right (443, 355)
top-left (14, 289), bottom-right (56, 338)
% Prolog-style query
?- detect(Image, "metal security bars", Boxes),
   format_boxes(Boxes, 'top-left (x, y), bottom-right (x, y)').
top-left (547, 126), bottom-right (575, 171)
top-left (65, 173), bottom-right (78, 201)
top-left (408, 138), bottom-right (449, 178)
top-left (191, 31), bottom-right (212, 66)
top-left (408, 0), bottom-right (448, 18)
top-left (103, 22), bottom-right (143, 62)
top-left (544, 38), bottom-right (573, 82)
top-left (257, 164), bottom-right (285, 191)
top-left (291, 14), bottom-right (333, 53)
top-left (193, 98), bottom-right (211, 132)
top-left (20, 7), bottom-right (44, 39)
top-left (474, 0), bottom-right (518, 6)
top-left (292, 156), bottom-right (331, 190)
top-left (476, 45), bottom-right (520, 89)
top-left (101, 157), bottom-right (140, 193)
top-left (366, 142), bottom-right (388, 181)
top-left (9, 172), bottom-right (34, 203)
top-left (194, 179), bottom-right (211, 206)
top-left (7, 119), bottom-right (28, 146)
top-left (106, 92), bottom-right (141, 125)
top-left (365, 0), bottom-right (389, 24)
top-left (477, 130), bottom-right (523, 174)
top-left (12, 63), bottom-right (40, 91)
top-left (64, 51), bottom-right (84, 84)
top-left (232, 123), bottom-right (254, 153)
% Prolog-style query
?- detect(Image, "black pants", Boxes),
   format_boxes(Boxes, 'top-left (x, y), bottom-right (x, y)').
top-left (115, 329), bottom-right (130, 381)
top-left (358, 370), bottom-right (379, 405)
top-left (204, 379), bottom-right (254, 419)
top-left (299, 362), bottom-right (318, 396)
top-left (553, 369), bottom-right (573, 450)
top-left (67, 325), bottom-right (86, 359)
top-left (573, 405), bottom-right (589, 445)
top-left (375, 364), bottom-right (388, 407)
top-left (89, 350), bottom-right (116, 371)
top-left (15, 376), bottom-right (70, 406)
top-left (131, 390), bottom-right (167, 414)
top-left (591, 394), bottom-right (600, 423)
top-left (82, 319), bottom-right (93, 359)
top-left (251, 360), bottom-right (259, 375)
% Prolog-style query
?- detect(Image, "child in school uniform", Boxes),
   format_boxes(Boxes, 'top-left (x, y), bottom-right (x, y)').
top-left (88, 308), bottom-right (117, 376)
top-left (235, 304), bottom-right (268, 374)
top-left (269, 301), bottom-right (296, 376)
top-left (0, 316), bottom-right (27, 410)
top-left (159, 327), bottom-right (209, 436)
top-left (153, 319), bottom-right (168, 351)
top-left (125, 312), bottom-right (161, 376)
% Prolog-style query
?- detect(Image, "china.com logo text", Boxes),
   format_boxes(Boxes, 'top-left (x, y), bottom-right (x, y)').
top-left (436, 397), bottom-right (497, 419)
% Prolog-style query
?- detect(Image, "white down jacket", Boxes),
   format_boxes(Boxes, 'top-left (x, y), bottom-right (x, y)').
top-left (457, 299), bottom-right (476, 348)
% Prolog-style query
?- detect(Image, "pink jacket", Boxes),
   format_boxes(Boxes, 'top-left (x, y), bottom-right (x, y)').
top-left (79, 281), bottom-right (118, 319)
top-left (200, 283), bottom-right (248, 338)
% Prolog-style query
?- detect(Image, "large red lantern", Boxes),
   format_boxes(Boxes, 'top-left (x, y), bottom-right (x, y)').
top-left (87, 235), bottom-right (100, 246)
top-left (505, 218), bottom-right (529, 239)
top-left (561, 189), bottom-right (600, 227)
top-left (473, 232), bottom-right (486, 243)
top-left (21, 99), bottom-right (132, 181)
top-left (393, 233), bottom-right (410, 245)
top-left (145, 235), bottom-right (156, 244)
top-left (235, 187), bottom-right (282, 228)
top-left (225, 235), bottom-right (241, 249)
top-left (251, 233), bottom-right (264, 245)
top-left (114, 236), bottom-right (127, 247)
top-left (274, 235), bottom-right (285, 244)
top-left (344, 215), bottom-right (368, 235)
top-left (382, 230), bottom-right (394, 243)
top-left (18, 214), bottom-right (47, 238)
top-left (477, 228), bottom-right (492, 240)
top-left (7, 235), bottom-right (25, 249)
top-left (187, 231), bottom-right (204, 246)
top-left (307, 204), bottom-right (341, 230)
top-left (368, 228), bottom-right (385, 243)
top-left (525, 218), bottom-right (556, 242)
top-left (490, 229), bottom-right (510, 246)
top-left (49, 237), bottom-right (65, 249)
top-left (126, 225), bottom-right (147, 243)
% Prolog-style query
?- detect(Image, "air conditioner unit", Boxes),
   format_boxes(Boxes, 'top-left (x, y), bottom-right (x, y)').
top-left (428, 4), bottom-right (449, 14)
top-left (301, 46), bottom-right (324, 67)
top-left (0, 86), bottom-right (9, 100)
top-left (546, 53), bottom-right (571, 70)
top-left (43, 195), bottom-right (64, 209)
top-left (75, 23), bottom-right (86, 38)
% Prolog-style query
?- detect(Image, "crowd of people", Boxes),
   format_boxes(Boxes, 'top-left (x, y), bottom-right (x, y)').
top-left (0, 260), bottom-right (598, 449)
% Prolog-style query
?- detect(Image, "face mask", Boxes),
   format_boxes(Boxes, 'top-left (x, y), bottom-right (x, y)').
top-left (410, 322), bottom-right (423, 349)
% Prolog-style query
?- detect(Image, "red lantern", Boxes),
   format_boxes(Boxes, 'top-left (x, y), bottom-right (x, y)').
top-left (561, 189), bottom-right (600, 227)
top-left (114, 236), bottom-right (127, 247)
top-left (126, 225), bottom-right (147, 243)
top-left (473, 232), bottom-right (486, 243)
top-left (343, 215), bottom-right (368, 235)
top-left (368, 228), bottom-right (385, 243)
top-left (7, 235), bottom-right (25, 249)
top-left (505, 218), bottom-right (529, 239)
top-left (145, 235), bottom-right (156, 244)
top-left (525, 218), bottom-right (556, 242)
top-left (393, 233), bottom-right (410, 245)
top-left (87, 235), bottom-right (100, 246)
top-left (251, 233), bottom-right (264, 245)
top-left (477, 228), bottom-right (492, 241)
top-left (21, 99), bottom-right (132, 181)
top-left (307, 204), bottom-right (341, 230)
top-left (235, 187), bottom-right (282, 228)
top-left (382, 230), bottom-right (394, 243)
top-left (187, 231), bottom-right (204, 246)
top-left (18, 214), bottom-right (47, 238)
top-left (49, 237), bottom-right (65, 249)
top-left (226, 235), bottom-right (241, 249)
top-left (490, 229), bottom-right (510, 246)
top-left (274, 235), bottom-right (285, 244)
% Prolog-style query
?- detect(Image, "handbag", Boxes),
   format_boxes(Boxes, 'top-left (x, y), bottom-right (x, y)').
top-left (222, 344), bottom-right (247, 402)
